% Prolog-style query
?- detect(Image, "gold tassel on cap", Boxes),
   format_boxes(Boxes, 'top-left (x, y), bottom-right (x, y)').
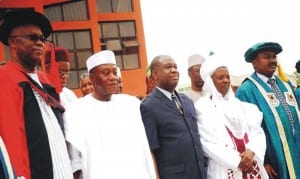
top-left (277, 63), bottom-right (289, 82)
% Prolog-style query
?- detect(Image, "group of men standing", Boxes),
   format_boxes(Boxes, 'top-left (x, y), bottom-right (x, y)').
top-left (185, 42), bottom-right (300, 178)
top-left (0, 9), bottom-right (300, 179)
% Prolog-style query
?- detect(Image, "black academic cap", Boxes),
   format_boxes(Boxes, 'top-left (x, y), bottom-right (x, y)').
top-left (0, 9), bottom-right (52, 46)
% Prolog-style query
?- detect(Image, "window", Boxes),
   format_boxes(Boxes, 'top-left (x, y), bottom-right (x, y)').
top-left (100, 21), bottom-right (140, 70)
top-left (96, 0), bottom-right (133, 13)
top-left (49, 30), bottom-right (93, 89)
top-left (44, 0), bottom-right (88, 21)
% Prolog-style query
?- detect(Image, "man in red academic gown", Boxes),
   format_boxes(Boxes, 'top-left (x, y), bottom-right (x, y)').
top-left (0, 10), bottom-right (73, 179)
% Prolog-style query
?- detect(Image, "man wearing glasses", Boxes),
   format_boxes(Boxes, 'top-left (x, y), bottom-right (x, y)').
top-left (44, 47), bottom-right (78, 107)
top-left (0, 10), bottom-right (73, 179)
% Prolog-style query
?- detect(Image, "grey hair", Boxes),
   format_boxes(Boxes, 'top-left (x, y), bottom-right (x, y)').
top-left (150, 55), bottom-right (173, 72)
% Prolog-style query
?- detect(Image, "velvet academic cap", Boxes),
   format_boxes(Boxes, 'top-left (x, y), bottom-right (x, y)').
top-left (0, 9), bottom-right (52, 46)
top-left (244, 42), bottom-right (282, 63)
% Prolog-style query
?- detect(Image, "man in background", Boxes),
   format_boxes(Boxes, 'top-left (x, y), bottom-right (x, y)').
top-left (45, 46), bottom-right (78, 107)
top-left (185, 54), bottom-right (206, 103)
top-left (294, 60), bottom-right (300, 103)
top-left (79, 72), bottom-right (93, 96)
top-left (116, 67), bottom-right (123, 93)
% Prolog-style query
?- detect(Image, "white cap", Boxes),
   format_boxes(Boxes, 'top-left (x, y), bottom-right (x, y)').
top-left (188, 54), bottom-right (205, 69)
top-left (86, 50), bottom-right (116, 72)
top-left (200, 55), bottom-right (227, 81)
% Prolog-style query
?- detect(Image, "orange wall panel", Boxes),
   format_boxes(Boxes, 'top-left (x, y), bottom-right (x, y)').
top-left (0, 0), bottom-right (38, 7)
top-left (122, 69), bottom-right (147, 97)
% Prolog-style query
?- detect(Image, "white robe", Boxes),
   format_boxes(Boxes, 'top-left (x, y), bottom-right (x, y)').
top-left (64, 94), bottom-right (156, 179)
top-left (59, 87), bottom-right (81, 173)
top-left (195, 76), bottom-right (268, 179)
top-left (60, 87), bottom-right (78, 107)
top-left (184, 89), bottom-right (206, 103)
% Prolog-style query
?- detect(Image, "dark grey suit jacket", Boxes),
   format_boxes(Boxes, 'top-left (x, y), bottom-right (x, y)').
top-left (140, 88), bottom-right (207, 179)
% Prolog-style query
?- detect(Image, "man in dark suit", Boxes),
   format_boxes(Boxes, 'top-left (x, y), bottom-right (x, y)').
top-left (140, 55), bottom-right (207, 179)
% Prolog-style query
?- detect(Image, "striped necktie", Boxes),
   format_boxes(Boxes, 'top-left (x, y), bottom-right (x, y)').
top-left (268, 78), bottom-right (295, 135)
top-left (171, 93), bottom-right (183, 114)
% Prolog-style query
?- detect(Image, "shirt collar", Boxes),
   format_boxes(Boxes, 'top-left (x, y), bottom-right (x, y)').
top-left (256, 72), bottom-right (275, 85)
top-left (156, 86), bottom-right (173, 100)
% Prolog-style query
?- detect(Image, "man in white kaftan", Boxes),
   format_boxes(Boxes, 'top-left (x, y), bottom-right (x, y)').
top-left (185, 54), bottom-right (206, 103)
top-left (60, 87), bottom-right (77, 107)
top-left (64, 50), bottom-right (156, 179)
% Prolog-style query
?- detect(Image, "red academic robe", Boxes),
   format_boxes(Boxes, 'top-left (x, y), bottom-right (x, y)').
top-left (0, 62), bottom-right (64, 179)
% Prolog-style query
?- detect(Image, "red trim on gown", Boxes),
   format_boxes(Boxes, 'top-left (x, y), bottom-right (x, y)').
top-left (226, 127), bottom-right (261, 179)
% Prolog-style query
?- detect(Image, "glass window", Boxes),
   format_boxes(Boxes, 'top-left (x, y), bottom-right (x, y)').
top-left (74, 31), bottom-right (92, 49)
top-left (101, 23), bottom-right (119, 38)
top-left (106, 40), bottom-right (122, 51)
top-left (44, 6), bottom-right (62, 21)
top-left (50, 30), bottom-right (93, 89)
top-left (119, 22), bottom-right (135, 37)
top-left (77, 51), bottom-right (93, 69)
top-left (115, 55), bottom-right (123, 69)
top-left (69, 52), bottom-right (76, 69)
top-left (97, 0), bottom-right (112, 13)
top-left (63, 1), bottom-right (88, 21)
top-left (112, 0), bottom-right (132, 12)
top-left (56, 32), bottom-right (74, 50)
top-left (68, 71), bottom-right (79, 88)
top-left (97, 0), bottom-right (132, 13)
top-left (79, 69), bottom-right (89, 77)
top-left (99, 21), bottom-right (140, 70)
top-left (44, 0), bottom-right (88, 21)
top-left (123, 54), bottom-right (139, 69)
top-left (122, 40), bottom-right (139, 47)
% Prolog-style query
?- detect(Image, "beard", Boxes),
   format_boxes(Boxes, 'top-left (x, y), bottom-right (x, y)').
top-left (17, 50), bottom-right (41, 71)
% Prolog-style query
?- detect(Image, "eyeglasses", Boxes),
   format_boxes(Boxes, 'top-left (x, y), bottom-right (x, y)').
top-left (9, 34), bottom-right (52, 43)
top-left (59, 70), bottom-right (71, 76)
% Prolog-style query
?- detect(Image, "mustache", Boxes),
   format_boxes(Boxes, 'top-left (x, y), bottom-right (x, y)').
top-left (268, 62), bottom-right (277, 66)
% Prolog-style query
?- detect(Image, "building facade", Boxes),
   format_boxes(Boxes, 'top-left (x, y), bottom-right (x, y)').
top-left (0, 0), bottom-right (148, 97)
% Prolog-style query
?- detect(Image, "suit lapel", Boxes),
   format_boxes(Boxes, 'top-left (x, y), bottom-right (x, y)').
top-left (153, 88), bottom-right (181, 114)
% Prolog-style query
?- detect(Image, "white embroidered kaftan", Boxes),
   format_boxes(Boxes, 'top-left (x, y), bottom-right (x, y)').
top-left (64, 94), bottom-right (156, 179)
